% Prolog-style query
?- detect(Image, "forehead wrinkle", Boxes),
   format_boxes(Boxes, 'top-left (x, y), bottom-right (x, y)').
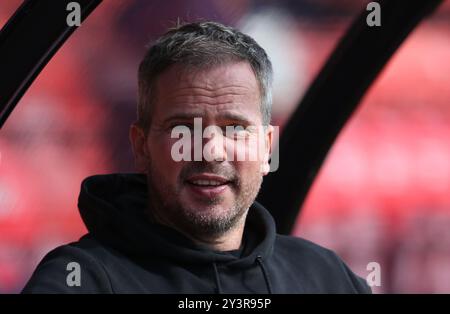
top-left (160, 85), bottom-right (256, 103)
top-left (168, 96), bottom-right (254, 108)
top-left (168, 84), bottom-right (252, 93)
top-left (160, 88), bottom-right (259, 113)
top-left (165, 102), bottom-right (249, 117)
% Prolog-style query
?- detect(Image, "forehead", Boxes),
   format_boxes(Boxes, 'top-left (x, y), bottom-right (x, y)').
top-left (152, 61), bottom-right (262, 121)
top-left (157, 61), bottom-right (259, 92)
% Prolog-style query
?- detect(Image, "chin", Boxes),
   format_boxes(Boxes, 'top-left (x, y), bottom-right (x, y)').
top-left (183, 201), bottom-right (234, 218)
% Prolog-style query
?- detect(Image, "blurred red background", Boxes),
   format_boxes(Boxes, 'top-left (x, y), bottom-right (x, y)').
top-left (1, 0), bottom-right (449, 293)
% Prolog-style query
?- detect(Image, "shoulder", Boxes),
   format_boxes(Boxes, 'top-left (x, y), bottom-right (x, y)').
top-left (275, 234), bottom-right (338, 261)
top-left (22, 235), bottom-right (114, 294)
top-left (273, 235), bottom-right (372, 293)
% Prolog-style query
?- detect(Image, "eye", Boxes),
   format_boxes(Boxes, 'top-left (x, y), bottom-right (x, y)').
top-left (170, 122), bottom-right (194, 130)
top-left (224, 125), bottom-right (249, 139)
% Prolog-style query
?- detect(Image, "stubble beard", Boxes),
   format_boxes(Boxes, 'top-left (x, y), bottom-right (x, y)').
top-left (145, 157), bottom-right (263, 240)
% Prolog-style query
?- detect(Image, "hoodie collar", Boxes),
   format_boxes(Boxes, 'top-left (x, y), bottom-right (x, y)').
top-left (78, 173), bottom-right (276, 268)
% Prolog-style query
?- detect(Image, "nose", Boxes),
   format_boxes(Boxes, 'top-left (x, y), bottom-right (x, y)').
top-left (202, 126), bottom-right (227, 162)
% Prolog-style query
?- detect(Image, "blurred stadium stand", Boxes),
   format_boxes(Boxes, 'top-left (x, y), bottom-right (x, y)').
top-left (1, 0), bottom-right (449, 293)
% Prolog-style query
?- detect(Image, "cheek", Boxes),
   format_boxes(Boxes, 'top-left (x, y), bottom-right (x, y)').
top-left (231, 152), bottom-right (264, 184)
top-left (225, 136), bottom-right (266, 167)
top-left (235, 160), bottom-right (263, 180)
top-left (148, 136), bottom-right (184, 183)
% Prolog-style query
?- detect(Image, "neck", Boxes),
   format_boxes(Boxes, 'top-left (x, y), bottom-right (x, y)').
top-left (194, 218), bottom-right (247, 251)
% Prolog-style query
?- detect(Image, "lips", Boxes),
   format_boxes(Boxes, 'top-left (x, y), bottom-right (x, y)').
top-left (185, 174), bottom-right (232, 198)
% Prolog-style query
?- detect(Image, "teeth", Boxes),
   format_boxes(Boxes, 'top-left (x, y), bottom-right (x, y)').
top-left (192, 180), bottom-right (223, 186)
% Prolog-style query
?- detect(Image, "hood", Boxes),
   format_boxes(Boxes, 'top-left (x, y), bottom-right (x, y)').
top-left (77, 173), bottom-right (277, 270)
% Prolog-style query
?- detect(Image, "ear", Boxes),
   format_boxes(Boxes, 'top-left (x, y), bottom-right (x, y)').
top-left (129, 123), bottom-right (150, 172)
top-left (261, 125), bottom-right (274, 176)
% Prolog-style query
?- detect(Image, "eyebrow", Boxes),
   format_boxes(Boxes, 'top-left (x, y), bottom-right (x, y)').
top-left (163, 112), bottom-right (255, 125)
top-left (219, 112), bottom-right (254, 125)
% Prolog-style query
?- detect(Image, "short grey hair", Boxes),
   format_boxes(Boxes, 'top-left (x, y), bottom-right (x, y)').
top-left (137, 21), bottom-right (273, 134)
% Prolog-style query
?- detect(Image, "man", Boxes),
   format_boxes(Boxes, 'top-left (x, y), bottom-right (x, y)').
top-left (23, 21), bottom-right (371, 294)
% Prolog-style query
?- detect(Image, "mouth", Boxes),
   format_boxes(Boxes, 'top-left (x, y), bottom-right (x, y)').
top-left (185, 173), bottom-right (233, 198)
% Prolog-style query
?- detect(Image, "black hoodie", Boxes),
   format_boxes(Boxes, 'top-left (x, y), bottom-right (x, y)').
top-left (22, 173), bottom-right (371, 294)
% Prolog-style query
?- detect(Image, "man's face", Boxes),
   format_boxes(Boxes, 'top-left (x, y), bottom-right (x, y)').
top-left (131, 61), bottom-right (273, 239)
